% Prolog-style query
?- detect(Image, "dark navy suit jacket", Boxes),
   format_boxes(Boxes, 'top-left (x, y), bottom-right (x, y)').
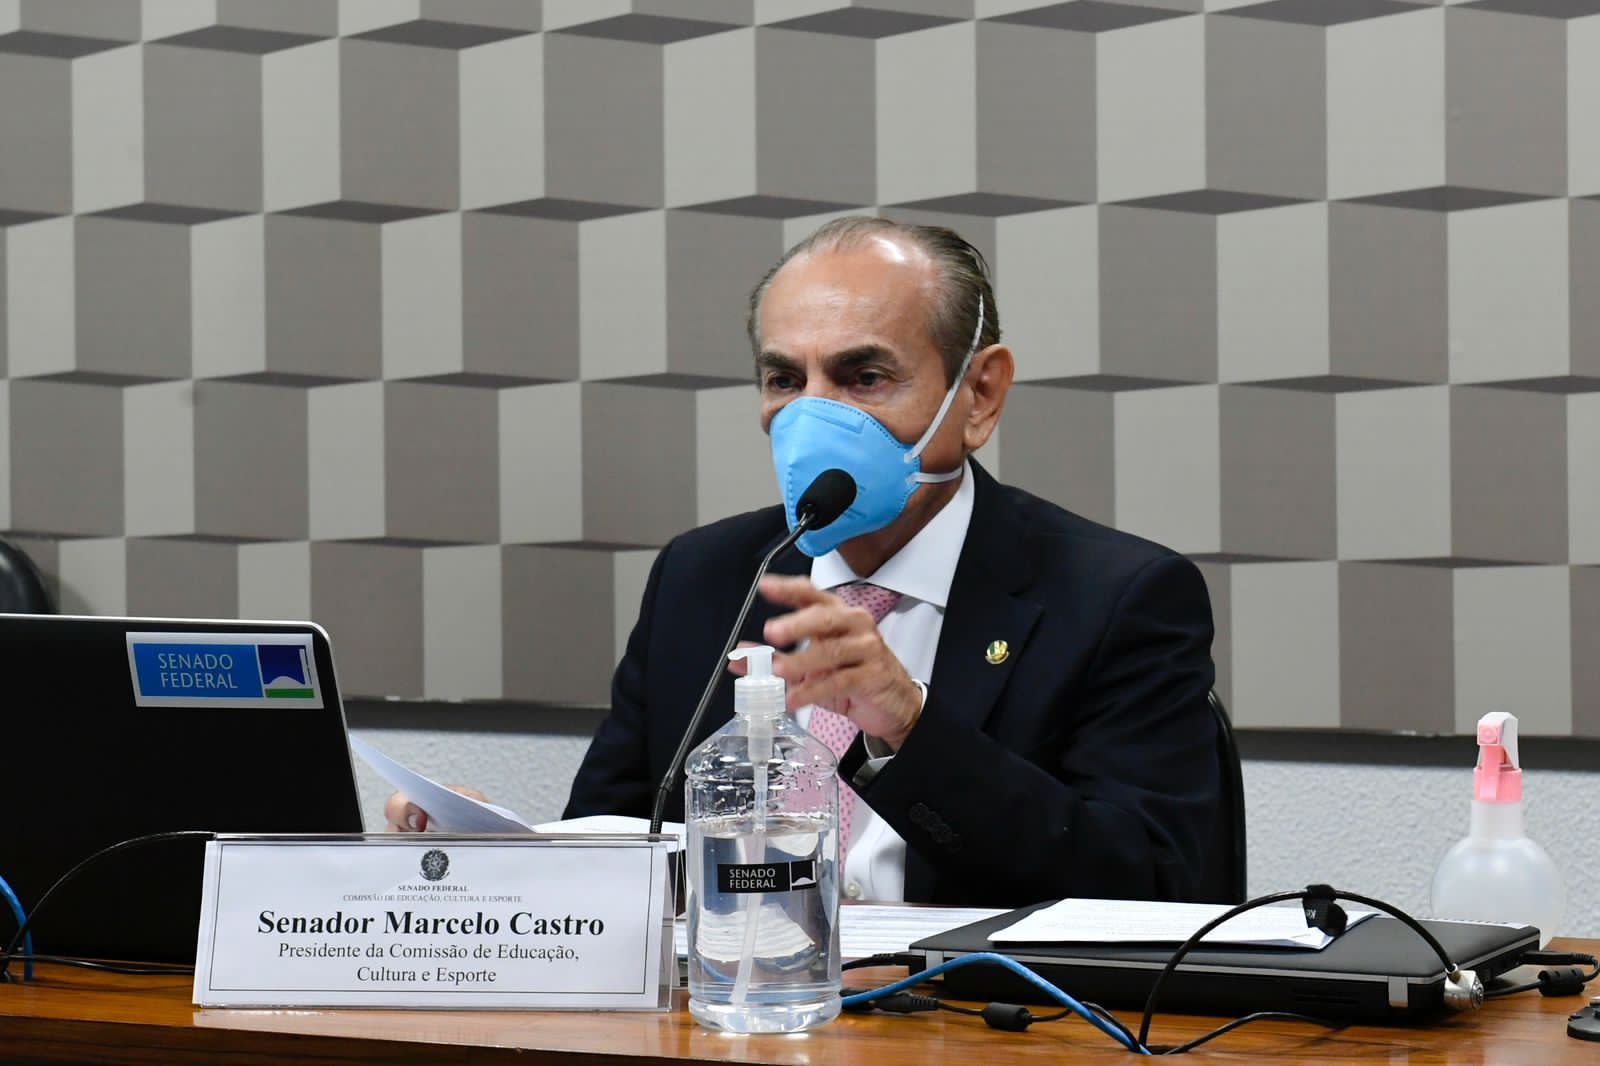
top-left (564, 462), bottom-right (1221, 907)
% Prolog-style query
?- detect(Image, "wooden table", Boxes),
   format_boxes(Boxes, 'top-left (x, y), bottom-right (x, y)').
top-left (2, 943), bottom-right (1594, 1064)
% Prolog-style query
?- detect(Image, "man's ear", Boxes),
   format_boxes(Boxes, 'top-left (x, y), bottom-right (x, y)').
top-left (962, 344), bottom-right (1014, 453)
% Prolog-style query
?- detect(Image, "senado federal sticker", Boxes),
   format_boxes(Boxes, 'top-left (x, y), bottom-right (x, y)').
top-left (127, 632), bottom-right (323, 709)
top-left (716, 860), bottom-right (819, 894)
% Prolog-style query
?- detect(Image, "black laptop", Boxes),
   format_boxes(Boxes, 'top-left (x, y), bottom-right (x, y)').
top-left (912, 901), bottom-right (1538, 1019)
top-left (1, 615), bottom-right (364, 964)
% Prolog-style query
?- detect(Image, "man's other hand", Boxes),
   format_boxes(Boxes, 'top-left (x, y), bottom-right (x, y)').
top-left (383, 785), bottom-right (488, 832)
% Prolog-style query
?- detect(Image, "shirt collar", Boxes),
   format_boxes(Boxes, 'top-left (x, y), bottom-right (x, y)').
top-left (810, 458), bottom-right (975, 609)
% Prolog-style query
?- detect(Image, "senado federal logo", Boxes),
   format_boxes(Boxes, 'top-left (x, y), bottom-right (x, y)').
top-left (256, 643), bottom-right (316, 699)
top-left (127, 632), bottom-right (324, 709)
top-left (420, 849), bottom-right (451, 882)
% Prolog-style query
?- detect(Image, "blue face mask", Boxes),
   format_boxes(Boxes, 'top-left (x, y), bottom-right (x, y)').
top-left (769, 297), bottom-right (985, 557)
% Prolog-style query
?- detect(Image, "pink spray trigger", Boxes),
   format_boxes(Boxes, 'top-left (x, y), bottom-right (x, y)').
top-left (1473, 712), bottom-right (1522, 804)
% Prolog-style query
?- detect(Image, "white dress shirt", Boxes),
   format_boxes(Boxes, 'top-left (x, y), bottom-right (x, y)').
top-left (796, 460), bottom-right (975, 902)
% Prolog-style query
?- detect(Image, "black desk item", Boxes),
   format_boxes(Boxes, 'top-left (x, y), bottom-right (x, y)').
top-left (1569, 999), bottom-right (1600, 1041)
top-left (913, 901), bottom-right (1538, 1019)
top-left (1, 615), bottom-right (363, 963)
top-left (0, 539), bottom-right (53, 613)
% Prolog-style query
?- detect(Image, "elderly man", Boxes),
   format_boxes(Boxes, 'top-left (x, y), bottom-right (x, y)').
top-left (394, 217), bottom-right (1221, 908)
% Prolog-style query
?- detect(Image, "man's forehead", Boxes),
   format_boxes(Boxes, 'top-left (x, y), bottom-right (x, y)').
top-left (759, 242), bottom-right (940, 344)
top-left (774, 235), bottom-right (934, 288)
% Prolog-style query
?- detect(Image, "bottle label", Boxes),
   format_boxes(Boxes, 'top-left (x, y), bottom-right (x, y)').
top-left (716, 859), bottom-right (818, 894)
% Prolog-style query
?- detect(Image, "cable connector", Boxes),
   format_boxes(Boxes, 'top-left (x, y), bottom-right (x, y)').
top-left (981, 1003), bottom-right (1037, 1031)
top-left (1444, 965), bottom-right (1484, 1010)
top-left (1301, 884), bottom-right (1348, 938)
top-left (873, 992), bottom-right (940, 1014)
top-left (840, 988), bottom-right (877, 1013)
top-left (1539, 966), bottom-right (1590, 997)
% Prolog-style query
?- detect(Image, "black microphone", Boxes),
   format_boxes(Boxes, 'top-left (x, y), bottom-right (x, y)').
top-left (648, 469), bottom-right (857, 835)
top-left (794, 467), bottom-right (854, 530)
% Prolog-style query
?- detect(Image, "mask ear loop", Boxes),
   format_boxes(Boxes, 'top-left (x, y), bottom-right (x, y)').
top-left (906, 294), bottom-right (985, 483)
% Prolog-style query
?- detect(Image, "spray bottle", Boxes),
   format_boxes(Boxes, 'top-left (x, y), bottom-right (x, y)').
top-left (683, 645), bottom-right (841, 1032)
top-left (1431, 712), bottom-right (1564, 946)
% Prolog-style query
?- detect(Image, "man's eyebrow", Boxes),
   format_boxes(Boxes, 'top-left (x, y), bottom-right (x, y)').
top-left (756, 345), bottom-right (902, 371)
top-left (755, 351), bottom-right (802, 373)
top-left (824, 345), bottom-right (902, 373)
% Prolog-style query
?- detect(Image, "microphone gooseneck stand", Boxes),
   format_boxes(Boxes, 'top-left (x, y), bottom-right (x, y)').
top-left (648, 470), bottom-right (856, 835)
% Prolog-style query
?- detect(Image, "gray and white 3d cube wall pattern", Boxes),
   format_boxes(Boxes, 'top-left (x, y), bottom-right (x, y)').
top-left (1, 0), bottom-right (1596, 734)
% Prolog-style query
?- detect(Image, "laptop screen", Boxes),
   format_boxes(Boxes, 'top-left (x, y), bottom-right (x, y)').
top-left (1, 615), bottom-right (364, 963)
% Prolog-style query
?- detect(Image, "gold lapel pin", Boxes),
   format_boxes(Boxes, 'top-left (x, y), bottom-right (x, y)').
top-left (985, 640), bottom-right (1009, 665)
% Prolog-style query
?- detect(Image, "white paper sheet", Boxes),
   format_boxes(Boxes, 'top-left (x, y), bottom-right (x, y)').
top-left (673, 903), bottom-right (1006, 961)
top-left (838, 904), bottom-right (1010, 958)
top-left (988, 898), bottom-right (1374, 950)
top-left (530, 813), bottom-right (683, 841)
top-left (349, 735), bottom-right (684, 843)
top-left (349, 734), bottom-right (531, 833)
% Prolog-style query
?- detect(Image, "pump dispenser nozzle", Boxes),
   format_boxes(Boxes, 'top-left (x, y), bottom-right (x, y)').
top-left (728, 645), bottom-right (785, 718)
top-left (728, 644), bottom-right (773, 678)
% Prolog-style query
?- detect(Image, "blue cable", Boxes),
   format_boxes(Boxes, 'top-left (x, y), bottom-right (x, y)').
top-left (842, 950), bottom-right (1150, 1054)
top-left (0, 871), bottom-right (33, 981)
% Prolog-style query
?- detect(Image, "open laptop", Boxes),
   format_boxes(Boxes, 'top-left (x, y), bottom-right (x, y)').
top-left (1, 615), bottom-right (364, 964)
top-left (912, 901), bottom-right (1538, 1019)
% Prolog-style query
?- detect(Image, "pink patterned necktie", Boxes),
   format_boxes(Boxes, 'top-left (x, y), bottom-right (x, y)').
top-left (808, 581), bottom-right (901, 868)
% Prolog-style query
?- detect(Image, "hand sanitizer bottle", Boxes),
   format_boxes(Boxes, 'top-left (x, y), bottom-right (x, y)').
top-left (1431, 712), bottom-right (1564, 947)
top-left (684, 645), bottom-right (841, 1033)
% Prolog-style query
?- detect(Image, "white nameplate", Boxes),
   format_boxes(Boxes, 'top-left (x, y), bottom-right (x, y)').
top-left (193, 835), bottom-right (675, 1009)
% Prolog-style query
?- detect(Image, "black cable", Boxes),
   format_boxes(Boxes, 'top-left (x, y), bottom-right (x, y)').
top-left (1153, 1010), bottom-right (1343, 1055)
top-left (1487, 978), bottom-right (1548, 998)
top-left (853, 987), bottom-right (1097, 1029)
top-left (858, 992), bottom-right (1080, 1030)
top-left (843, 953), bottom-right (1098, 1029)
top-left (843, 952), bottom-right (927, 972)
top-left (862, 973), bottom-right (1319, 1052)
top-left (1, 952), bottom-right (194, 977)
top-left (0, 830), bottom-right (215, 982)
top-left (1137, 884), bottom-right (1466, 1050)
top-left (1082, 1002), bottom-right (1137, 1046)
top-left (1521, 950), bottom-right (1600, 967)
top-left (1484, 952), bottom-right (1599, 998)
top-left (846, 950), bottom-right (1348, 1054)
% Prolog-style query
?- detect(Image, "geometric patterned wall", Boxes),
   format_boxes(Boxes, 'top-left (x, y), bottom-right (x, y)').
top-left (1, 0), bottom-right (1596, 736)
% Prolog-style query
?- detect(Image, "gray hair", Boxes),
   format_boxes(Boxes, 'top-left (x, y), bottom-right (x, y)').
top-left (745, 216), bottom-right (1002, 387)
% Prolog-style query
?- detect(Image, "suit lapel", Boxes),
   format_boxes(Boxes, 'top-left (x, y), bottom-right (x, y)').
top-left (927, 463), bottom-right (1042, 736)
top-left (908, 464), bottom-right (1042, 902)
